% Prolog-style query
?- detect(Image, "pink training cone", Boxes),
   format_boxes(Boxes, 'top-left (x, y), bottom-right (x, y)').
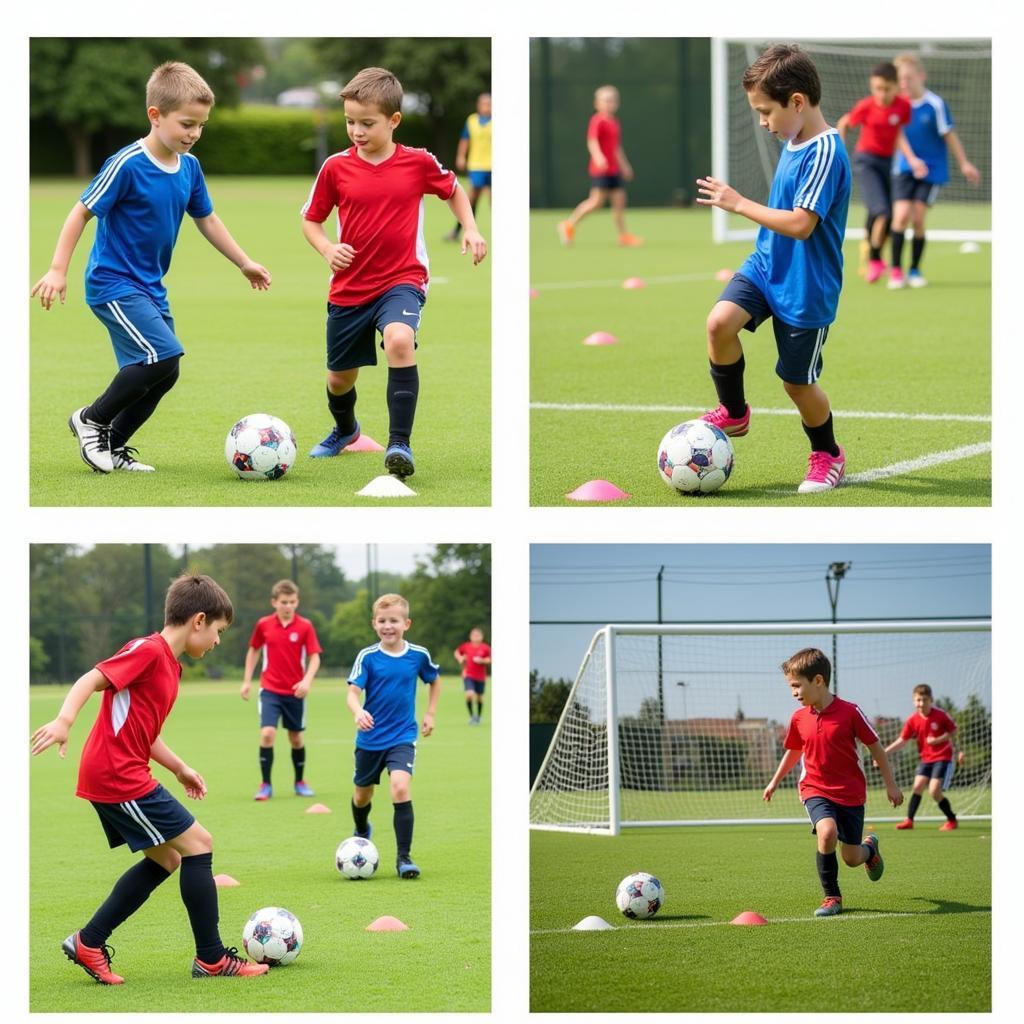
top-left (715, 267), bottom-right (735, 282)
top-left (366, 916), bottom-right (410, 932)
top-left (306, 803), bottom-right (332, 814)
top-left (345, 434), bottom-right (385, 452)
top-left (622, 276), bottom-right (646, 290)
top-left (213, 874), bottom-right (240, 887)
top-left (529, 287), bottom-right (539, 299)
top-left (582, 331), bottom-right (618, 346)
top-left (566, 479), bottom-right (631, 502)
top-left (730, 911), bottom-right (768, 926)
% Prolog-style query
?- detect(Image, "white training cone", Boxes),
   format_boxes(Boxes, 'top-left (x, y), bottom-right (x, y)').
top-left (357, 475), bottom-right (418, 497)
top-left (573, 915), bottom-right (615, 931)
top-left (959, 241), bottom-right (981, 254)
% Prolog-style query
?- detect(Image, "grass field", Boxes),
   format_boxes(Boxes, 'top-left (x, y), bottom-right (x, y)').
top-left (530, 205), bottom-right (991, 505)
top-left (29, 676), bottom-right (489, 1012)
top-left (530, 821), bottom-right (990, 1012)
top-left (30, 177), bottom-right (490, 506)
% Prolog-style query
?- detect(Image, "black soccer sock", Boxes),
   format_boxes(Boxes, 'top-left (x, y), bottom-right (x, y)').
top-left (352, 799), bottom-right (372, 836)
top-left (259, 745), bottom-right (274, 784)
top-left (911, 235), bottom-right (926, 271)
top-left (80, 857), bottom-right (172, 947)
top-left (802, 413), bottom-right (840, 457)
top-left (466, 697), bottom-right (475, 718)
top-left (475, 700), bottom-right (484, 721)
top-left (816, 851), bottom-right (841, 898)
top-left (394, 800), bottom-right (414, 858)
top-left (327, 386), bottom-right (358, 435)
top-left (386, 365), bottom-right (419, 445)
top-left (907, 793), bottom-right (922, 820)
top-left (890, 230), bottom-right (906, 270)
top-left (87, 357), bottom-right (181, 442)
top-left (291, 746), bottom-right (306, 783)
top-left (108, 360), bottom-right (181, 449)
top-left (708, 354), bottom-right (746, 418)
top-left (938, 797), bottom-right (956, 821)
top-left (179, 852), bottom-right (224, 962)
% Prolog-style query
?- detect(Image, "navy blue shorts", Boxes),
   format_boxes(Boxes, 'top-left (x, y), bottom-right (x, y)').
top-left (718, 272), bottom-right (830, 385)
top-left (258, 689), bottom-right (306, 732)
top-left (463, 677), bottom-right (486, 696)
top-left (90, 293), bottom-right (184, 369)
top-left (353, 743), bottom-right (417, 786)
top-left (591, 174), bottom-right (623, 190)
top-left (804, 796), bottom-right (865, 846)
top-left (892, 173), bottom-right (942, 206)
top-left (914, 759), bottom-right (954, 785)
top-left (325, 284), bottom-right (425, 371)
top-left (468, 170), bottom-right (492, 189)
top-left (91, 783), bottom-right (195, 852)
top-left (853, 151), bottom-right (895, 219)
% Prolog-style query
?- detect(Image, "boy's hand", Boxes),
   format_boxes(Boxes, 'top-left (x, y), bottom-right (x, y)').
top-left (241, 261), bottom-right (272, 290)
top-left (910, 157), bottom-right (929, 180)
top-left (325, 243), bottom-right (357, 273)
top-left (354, 708), bottom-right (374, 731)
top-left (177, 764), bottom-right (207, 800)
top-left (292, 680), bottom-right (310, 699)
top-left (239, 680), bottom-right (251, 701)
top-left (421, 711), bottom-right (435, 737)
top-left (887, 783), bottom-right (904, 808)
top-left (460, 230), bottom-right (487, 265)
top-left (696, 176), bottom-right (742, 213)
top-left (961, 160), bottom-right (981, 185)
top-left (621, 163), bottom-right (634, 183)
top-left (456, 156), bottom-right (467, 173)
top-left (762, 781), bottom-right (777, 802)
top-left (592, 153), bottom-right (608, 171)
top-left (30, 270), bottom-right (68, 310)
top-left (30, 718), bottom-right (70, 758)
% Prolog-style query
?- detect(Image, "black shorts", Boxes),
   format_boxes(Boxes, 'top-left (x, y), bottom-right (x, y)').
top-left (258, 689), bottom-right (306, 732)
top-left (353, 742), bottom-right (417, 786)
top-left (891, 173), bottom-right (942, 206)
top-left (914, 759), bottom-right (954, 785)
top-left (853, 151), bottom-right (895, 219)
top-left (91, 783), bottom-right (195, 852)
top-left (804, 795), bottom-right (865, 846)
top-left (590, 173), bottom-right (623, 190)
top-left (463, 676), bottom-right (486, 696)
top-left (325, 284), bottom-right (425, 371)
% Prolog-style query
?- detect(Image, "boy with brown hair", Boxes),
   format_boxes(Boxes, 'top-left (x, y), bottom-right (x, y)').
top-left (30, 573), bottom-right (269, 983)
top-left (302, 66), bottom-right (488, 479)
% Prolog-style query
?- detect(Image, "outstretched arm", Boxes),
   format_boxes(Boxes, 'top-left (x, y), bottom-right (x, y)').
top-left (696, 177), bottom-right (819, 239)
top-left (446, 185), bottom-right (487, 264)
top-left (192, 213), bottom-right (271, 289)
top-left (30, 202), bottom-right (93, 309)
top-left (30, 667), bottom-right (109, 757)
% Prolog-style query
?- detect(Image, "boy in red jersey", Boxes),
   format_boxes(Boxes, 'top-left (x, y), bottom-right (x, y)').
top-left (240, 579), bottom-right (322, 800)
top-left (837, 62), bottom-right (922, 283)
top-left (883, 683), bottom-right (959, 830)
top-left (30, 573), bottom-right (269, 983)
top-left (557, 85), bottom-right (642, 247)
top-left (301, 66), bottom-right (487, 480)
top-left (454, 626), bottom-right (491, 724)
top-left (763, 648), bottom-right (903, 917)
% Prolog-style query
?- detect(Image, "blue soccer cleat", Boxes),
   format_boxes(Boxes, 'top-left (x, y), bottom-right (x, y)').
top-left (863, 833), bottom-right (884, 881)
top-left (294, 780), bottom-right (315, 797)
top-left (353, 822), bottom-right (373, 840)
top-left (396, 854), bottom-right (420, 879)
top-left (814, 896), bottom-right (843, 917)
top-left (384, 442), bottom-right (415, 478)
top-left (253, 782), bottom-right (272, 801)
top-left (309, 422), bottom-right (360, 457)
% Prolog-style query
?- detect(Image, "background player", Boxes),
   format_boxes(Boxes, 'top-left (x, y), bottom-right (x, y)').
top-left (445, 92), bottom-right (492, 242)
top-left (454, 626), bottom-right (491, 724)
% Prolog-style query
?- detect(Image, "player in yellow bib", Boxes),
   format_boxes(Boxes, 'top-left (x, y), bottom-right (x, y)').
top-left (446, 93), bottom-right (491, 242)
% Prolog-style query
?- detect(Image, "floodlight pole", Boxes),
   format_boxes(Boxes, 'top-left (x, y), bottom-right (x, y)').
top-left (656, 566), bottom-right (665, 726)
top-left (826, 561), bottom-right (852, 694)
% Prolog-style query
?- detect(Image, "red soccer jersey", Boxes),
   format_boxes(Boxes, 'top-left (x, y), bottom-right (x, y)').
top-left (301, 144), bottom-right (457, 307)
top-left (784, 695), bottom-right (879, 807)
top-left (76, 634), bottom-right (182, 804)
top-left (248, 613), bottom-right (322, 696)
top-left (900, 706), bottom-right (957, 763)
top-left (456, 641), bottom-right (491, 683)
top-left (587, 113), bottom-right (621, 175)
top-left (846, 95), bottom-right (912, 157)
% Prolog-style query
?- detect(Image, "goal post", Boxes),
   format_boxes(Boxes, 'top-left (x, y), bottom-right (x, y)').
top-left (711, 38), bottom-right (991, 244)
top-left (529, 619), bottom-right (991, 835)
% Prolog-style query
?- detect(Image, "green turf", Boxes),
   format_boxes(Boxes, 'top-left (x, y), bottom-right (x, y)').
top-left (30, 676), bottom-right (490, 1012)
top-left (30, 177), bottom-right (490, 506)
top-left (530, 206), bottom-right (990, 505)
top-left (531, 822), bottom-right (990, 1012)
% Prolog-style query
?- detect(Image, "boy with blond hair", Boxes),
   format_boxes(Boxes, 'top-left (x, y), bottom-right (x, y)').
top-left (696, 44), bottom-right (852, 493)
top-left (347, 593), bottom-right (440, 878)
top-left (302, 67), bottom-right (487, 479)
top-left (31, 61), bottom-right (271, 474)
top-left (30, 573), bottom-right (269, 982)
top-left (884, 683), bottom-right (959, 830)
top-left (763, 648), bottom-right (903, 917)
top-left (240, 579), bottom-right (322, 801)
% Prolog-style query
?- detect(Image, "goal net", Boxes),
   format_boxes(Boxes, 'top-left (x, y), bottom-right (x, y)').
top-left (712, 38), bottom-right (991, 243)
top-left (529, 620), bottom-right (991, 834)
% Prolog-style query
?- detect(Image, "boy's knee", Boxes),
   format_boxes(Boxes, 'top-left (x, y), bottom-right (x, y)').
top-left (840, 845), bottom-right (862, 867)
top-left (260, 726), bottom-right (276, 745)
top-left (147, 847), bottom-right (182, 873)
top-left (391, 781), bottom-right (411, 802)
top-left (353, 786), bottom-right (374, 806)
top-left (288, 731), bottom-right (303, 748)
top-left (327, 369), bottom-right (358, 393)
top-left (383, 326), bottom-right (415, 364)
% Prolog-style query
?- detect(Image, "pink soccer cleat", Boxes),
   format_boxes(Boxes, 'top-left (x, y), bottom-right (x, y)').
top-left (895, 818), bottom-right (914, 830)
top-left (62, 931), bottom-right (124, 985)
top-left (887, 267), bottom-right (906, 289)
top-left (797, 447), bottom-right (846, 494)
top-left (939, 819), bottom-right (959, 831)
top-left (865, 259), bottom-right (886, 283)
top-left (701, 403), bottom-right (751, 437)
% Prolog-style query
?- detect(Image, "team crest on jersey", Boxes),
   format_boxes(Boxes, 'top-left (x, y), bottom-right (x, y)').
top-left (889, 113), bottom-right (902, 125)
top-left (290, 632), bottom-right (299, 642)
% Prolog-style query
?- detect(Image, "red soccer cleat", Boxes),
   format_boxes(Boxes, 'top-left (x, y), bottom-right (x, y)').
top-left (701, 403), bottom-right (751, 437)
top-left (939, 819), bottom-right (959, 831)
top-left (192, 948), bottom-right (269, 978)
top-left (814, 896), bottom-right (843, 917)
top-left (62, 931), bottom-right (124, 985)
top-left (895, 818), bottom-right (914, 830)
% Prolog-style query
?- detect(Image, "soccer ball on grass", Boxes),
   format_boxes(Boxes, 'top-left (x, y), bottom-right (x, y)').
top-left (336, 836), bottom-right (380, 879)
top-left (615, 872), bottom-right (665, 919)
top-left (241, 906), bottom-right (303, 965)
top-left (657, 419), bottom-right (734, 494)
top-left (225, 413), bottom-right (297, 480)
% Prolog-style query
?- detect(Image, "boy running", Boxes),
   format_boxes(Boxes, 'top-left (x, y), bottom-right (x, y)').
top-left (445, 92), bottom-right (492, 242)
top-left (301, 67), bottom-right (487, 479)
top-left (763, 647), bottom-right (903, 917)
top-left (454, 626), bottom-right (491, 724)
top-left (30, 61), bottom-right (271, 474)
top-left (30, 573), bottom-right (269, 982)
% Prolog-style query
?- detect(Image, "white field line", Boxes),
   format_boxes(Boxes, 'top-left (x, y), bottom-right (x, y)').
top-left (845, 442), bottom-right (992, 484)
top-left (530, 402), bottom-right (990, 425)
top-left (532, 272), bottom-right (717, 292)
top-left (531, 907), bottom-right (991, 937)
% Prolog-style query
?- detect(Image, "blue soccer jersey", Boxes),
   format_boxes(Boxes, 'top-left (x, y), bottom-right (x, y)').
top-left (895, 90), bottom-right (954, 184)
top-left (348, 642), bottom-right (439, 751)
top-left (81, 140), bottom-right (214, 313)
top-left (738, 128), bottom-right (851, 329)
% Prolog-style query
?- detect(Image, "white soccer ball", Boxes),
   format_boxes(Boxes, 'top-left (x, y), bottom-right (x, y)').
top-left (241, 906), bottom-right (303, 965)
top-left (657, 419), bottom-right (734, 494)
top-left (225, 413), bottom-right (297, 481)
top-left (335, 836), bottom-right (380, 879)
top-left (615, 872), bottom-right (665, 919)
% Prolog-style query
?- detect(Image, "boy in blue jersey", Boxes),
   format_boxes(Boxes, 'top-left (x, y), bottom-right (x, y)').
top-left (888, 53), bottom-right (982, 289)
top-left (346, 593), bottom-right (440, 878)
top-left (30, 61), bottom-right (271, 474)
top-left (696, 44), bottom-right (851, 493)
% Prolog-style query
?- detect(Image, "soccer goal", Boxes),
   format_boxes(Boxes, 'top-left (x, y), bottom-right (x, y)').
top-left (711, 38), bottom-right (991, 244)
top-left (529, 620), bottom-right (991, 834)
